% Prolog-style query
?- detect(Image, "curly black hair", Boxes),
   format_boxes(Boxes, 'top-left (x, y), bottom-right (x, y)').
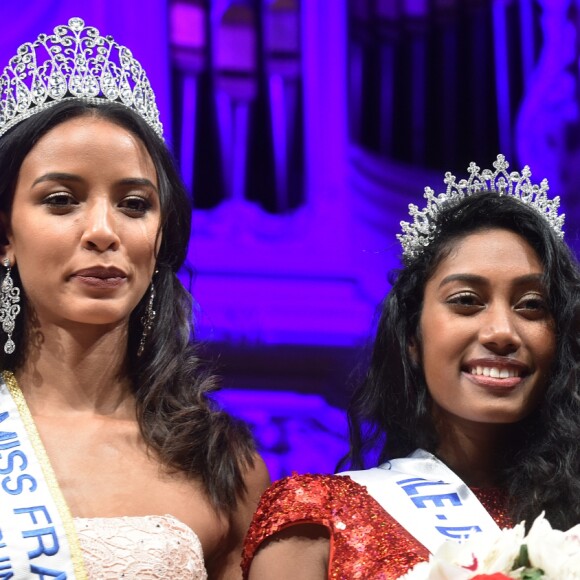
top-left (343, 192), bottom-right (580, 530)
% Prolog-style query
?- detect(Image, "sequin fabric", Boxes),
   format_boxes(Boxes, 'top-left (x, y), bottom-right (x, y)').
top-left (242, 474), bottom-right (511, 580)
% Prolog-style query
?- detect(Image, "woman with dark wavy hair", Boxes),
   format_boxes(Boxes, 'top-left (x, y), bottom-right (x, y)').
top-left (242, 156), bottom-right (580, 578)
top-left (0, 18), bottom-right (268, 579)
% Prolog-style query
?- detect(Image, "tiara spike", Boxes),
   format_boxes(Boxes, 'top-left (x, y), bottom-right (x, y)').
top-left (0, 18), bottom-right (162, 138)
top-left (397, 154), bottom-right (565, 261)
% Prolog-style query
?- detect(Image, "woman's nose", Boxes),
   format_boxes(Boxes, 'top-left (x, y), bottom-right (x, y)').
top-left (478, 305), bottom-right (522, 354)
top-left (80, 199), bottom-right (121, 252)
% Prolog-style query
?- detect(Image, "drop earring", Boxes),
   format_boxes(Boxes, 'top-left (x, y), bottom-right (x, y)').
top-left (137, 278), bottom-right (156, 357)
top-left (0, 258), bottom-right (20, 354)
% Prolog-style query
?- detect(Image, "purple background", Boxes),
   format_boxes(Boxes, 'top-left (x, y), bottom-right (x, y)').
top-left (1, 1), bottom-right (578, 480)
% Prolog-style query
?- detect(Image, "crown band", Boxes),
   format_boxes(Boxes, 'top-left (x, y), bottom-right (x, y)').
top-left (0, 17), bottom-right (163, 139)
top-left (397, 154), bottom-right (565, 261)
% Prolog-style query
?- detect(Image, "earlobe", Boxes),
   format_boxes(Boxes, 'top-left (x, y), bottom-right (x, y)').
top-left (408, 337), bottom-right (420, 366)
top-left (0, 212), bottom-right (13, 261)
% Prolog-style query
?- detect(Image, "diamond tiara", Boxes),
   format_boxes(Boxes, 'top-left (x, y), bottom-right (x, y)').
top-left (397, 154), bottom-right (565, 261)
top-left (0, 17), bottom-right (163, 139)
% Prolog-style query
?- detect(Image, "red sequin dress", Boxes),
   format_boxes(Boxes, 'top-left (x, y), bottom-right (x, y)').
top-left (242, 474), bottom-right (511, 580)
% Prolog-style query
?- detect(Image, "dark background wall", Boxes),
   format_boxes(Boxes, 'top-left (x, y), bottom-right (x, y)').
top-left (1, 0), bottom-right (578, 479)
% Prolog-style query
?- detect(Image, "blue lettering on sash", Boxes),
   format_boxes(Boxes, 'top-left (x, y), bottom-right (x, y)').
top-left (14, 506), bottom-right (64, 576)
top-left (30, 565), bottom-right (66, 579)
top-left (0, 413), bottom-right (37, 495)
top-left (14, 506), bottom-right (54, 526)
top-left (2, 473), bottom-right (37, 495)
top-left (0, 412), bottom-right (17, 442)
top-left (0, 529), bottom-right (14, 578)
top-left (396, 476), bottom-right (483, 543)
top-left (22, 527), bottom-right (60, 559)
top-left (0, 409), bottom-right (65, 577)
top-left (397, 478), bottom-right (463, 508)
top-left (397, 477), bottom-right (447, 495)
top-left (0, 440), bottom-right (19, 451)
top-left (0, 450), bottom-right (28, 474)
top-left (30, 565), bottom-right (66, 580)
top-left (411, 492), bottom-right (462, 509)
top-left (435, 525), bottom-right (483, 540)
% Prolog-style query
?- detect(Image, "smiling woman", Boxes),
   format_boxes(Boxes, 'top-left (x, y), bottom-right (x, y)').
top-left (0, 18), bottom-right (269, 580)
top-left (241, 157), bottom-right (580, 579)
top-left (419, 229), bottom-right (556, 431)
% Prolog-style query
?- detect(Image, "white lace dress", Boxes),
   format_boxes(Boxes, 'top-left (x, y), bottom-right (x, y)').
top-left (74, 515), bottom-right (208, 579)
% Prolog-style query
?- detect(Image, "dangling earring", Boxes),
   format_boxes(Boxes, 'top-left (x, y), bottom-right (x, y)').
top-left (137, 278), bottom-right (156, 357)
top-left (0, 258), bottom-right (20, 355)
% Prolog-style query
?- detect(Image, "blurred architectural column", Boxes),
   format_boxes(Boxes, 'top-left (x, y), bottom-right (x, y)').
top-left (251, 0), bottom-right (304, 213)
top-left (173, 0), bottom-right (303, 216)
top-left (214, 2), bottom-right (260, 216)
top-left (170, 0), bottom-right (374, 347)
top-left (516, 0), bottom-right (580, 227)
top-left (171, 1), bottom-right (220, 200)
top-left (350, 0), bottom-right (501, 169)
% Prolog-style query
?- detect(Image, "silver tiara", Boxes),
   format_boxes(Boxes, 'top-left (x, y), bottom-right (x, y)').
top-left (0, 17), bottom-right (163, 139)
top-left (397, 154), bottom-right (565, 261)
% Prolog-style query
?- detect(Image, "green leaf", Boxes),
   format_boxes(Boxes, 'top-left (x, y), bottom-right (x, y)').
top-left (513, 544), bottom-right (531, 569)
top-left (519, 568), bottom-right (544, 580)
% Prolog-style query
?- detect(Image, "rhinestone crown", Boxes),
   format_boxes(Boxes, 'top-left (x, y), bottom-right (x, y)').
top-left (0, 17), bottom-right (163, 139)
top-left (397, 154), bottom-right (565, 261)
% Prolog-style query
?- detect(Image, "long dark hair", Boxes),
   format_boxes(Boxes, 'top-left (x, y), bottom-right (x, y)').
top-left (344, 192), bottom-right (580, 529)
top-left (0, 100), bottom-right (255, 514)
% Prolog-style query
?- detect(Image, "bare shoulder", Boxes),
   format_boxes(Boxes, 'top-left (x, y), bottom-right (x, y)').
top-left (250, 455), bottom-right (271, 491)
top-left (248, 524), bottom-right (329, 580)
top-left (244, 453), bottom-right (271, 493)
top-left (205, 453), bottom-right (270, 580)
top-left (232, 453), bottom-right (271, 532)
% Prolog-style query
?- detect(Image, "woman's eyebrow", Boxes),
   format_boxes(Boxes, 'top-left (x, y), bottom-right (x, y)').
top-left (32, 172), bottom-right (83, 186)
top-left (438, 273), bottom-right (486, 288)
top-left (438, 272), bottom-right (544, 289)
top-left (116, 177), bottom-right (159, 192)
top-left (511, 273), bottom-right (545, 286)
top-left (31, 174), bottom-right (159, 193)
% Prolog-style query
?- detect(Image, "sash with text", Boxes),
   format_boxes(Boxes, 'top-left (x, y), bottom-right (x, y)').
top-left (0, 372), bottom-right (86, 579)
top-left (341, 449), bottom-right (500, 555)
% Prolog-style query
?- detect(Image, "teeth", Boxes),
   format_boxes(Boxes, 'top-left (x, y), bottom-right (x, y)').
top-left (469, 367), bottom-right (518, 378)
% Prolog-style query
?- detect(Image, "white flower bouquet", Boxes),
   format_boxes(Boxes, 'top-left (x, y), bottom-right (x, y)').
top-left (399, 513), bottom-right (580, 579)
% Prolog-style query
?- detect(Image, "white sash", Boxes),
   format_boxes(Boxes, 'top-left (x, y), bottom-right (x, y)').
top-left (0, 372), bottom-right (87, 579)
top-left (341, 449), bottom-right (500, 555)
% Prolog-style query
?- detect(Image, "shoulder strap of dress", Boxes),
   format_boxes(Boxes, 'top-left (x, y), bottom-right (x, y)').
top-left (0, 371), bottom-right (87, 579)
top-left (340, 449), bottom-right (500, 555)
